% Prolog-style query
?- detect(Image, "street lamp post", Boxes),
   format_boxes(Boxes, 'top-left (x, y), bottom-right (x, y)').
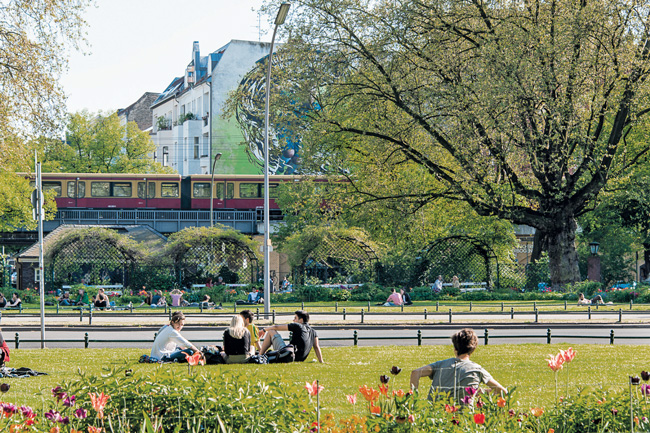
top-left (264, 2), bottom-right (291, 315)
top-left (210, 152), bottom-right (222, 228)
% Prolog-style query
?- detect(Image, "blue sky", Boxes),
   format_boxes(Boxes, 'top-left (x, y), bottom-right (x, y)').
top-left (61, 0), bottom-right (271, 113)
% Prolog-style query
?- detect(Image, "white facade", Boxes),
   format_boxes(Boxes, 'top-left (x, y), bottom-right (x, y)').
top-left (150, 40), bottom-right (271, 176)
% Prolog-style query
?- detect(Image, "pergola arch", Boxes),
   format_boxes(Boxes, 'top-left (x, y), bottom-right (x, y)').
top-left (46, 227), bottom-right (142, 287)
top-left (413, 235), bottom-right (499, 288)
top-left (286, 227), bottom-right (381, 284)
top-left (166, 227), bottom-right (259, 286)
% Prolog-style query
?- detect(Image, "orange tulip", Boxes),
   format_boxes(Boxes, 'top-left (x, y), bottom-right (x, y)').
top-left (531, 407), bottom-right (544, 417)
top-left (393, 389), bottom-right (405, 398)
top-left (185, 352), bottom-right (204, 366)
top-left (88, 428), bottom-right (103, 433)
top-left (497, 397), bottom-right (506, 408)
top-left (370, 402), bottom-right (381, 415)
top-left (445, 404), bottom-right (458, 413)
top-left (379, 384), bottom-right (388, 396)
top-left (305, 380), bottom-right (324, 396)
top-left (548, 429), bottom-right (555, 433)
top-left (49, 427), bottom-right (60, 433)
top-left (359, 385), bottom-right (379, 402)
top-left (473, 413), bottom-right (485, 424)
top-left (88, 392), bottom-right (110, 419)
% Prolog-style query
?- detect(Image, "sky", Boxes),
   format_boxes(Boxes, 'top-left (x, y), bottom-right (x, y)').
top-left (61, 0), bottom-right (271, 113)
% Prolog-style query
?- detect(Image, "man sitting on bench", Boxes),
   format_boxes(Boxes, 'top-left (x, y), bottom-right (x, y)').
top-left (260, 310), bottom-right (324, 363)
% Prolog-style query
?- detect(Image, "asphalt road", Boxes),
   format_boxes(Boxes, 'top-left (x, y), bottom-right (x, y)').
top-left (6, 324), bottom-right (650, 349)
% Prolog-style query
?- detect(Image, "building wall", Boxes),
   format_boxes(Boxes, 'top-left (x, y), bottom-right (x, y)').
top-left (118, 92), bottom-right (159, 131)
top-left (211, 40), bottom-right (271, 175)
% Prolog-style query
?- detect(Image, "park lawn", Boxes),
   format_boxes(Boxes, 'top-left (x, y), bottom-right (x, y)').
top-left (2, 343), bottom-right (647, 418)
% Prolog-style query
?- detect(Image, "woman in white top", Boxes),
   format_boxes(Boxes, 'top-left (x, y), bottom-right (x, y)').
top-left (151, 311), bottom-right (201, 362)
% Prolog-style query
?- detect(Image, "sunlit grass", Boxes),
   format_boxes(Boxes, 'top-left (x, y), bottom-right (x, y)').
top-left (4, 344), bottom-right (647, 417)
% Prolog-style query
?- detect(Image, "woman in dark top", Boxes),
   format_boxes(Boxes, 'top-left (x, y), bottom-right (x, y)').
top-left (222, 315), bottom-right (252, 364)
top-left (0, 293), bottom-right (6, 308)
top-left (94, 288), bottom-right (109, 309)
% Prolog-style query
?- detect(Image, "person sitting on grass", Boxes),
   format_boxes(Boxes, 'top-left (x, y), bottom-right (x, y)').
top-left (259, 310), bottom-right (324, 363)
top-left (151, 311), bottom-right (202, 363)
top-left (170, 289), bottom-right (184, 307)
top-left (74, 289), bottom-right (88, 306)
top-left (577, 293), bottom-right (591, 305)
top-left (94, 288), bottom-right (109, 309)
top-left (6, 293), bottom-right (21, 309)
top-left (0, 293), bottom-right (7, 308)
top-left (240, 309), bottom-right (265, 352)
top-left (222, 315), bottom-right (254, 364)
top-left (410, 328), bottom-right (506, 404)
top-left (383, 288), bottom-right (403, 306)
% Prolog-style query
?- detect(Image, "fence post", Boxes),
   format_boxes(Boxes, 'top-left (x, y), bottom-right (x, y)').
top-left (302, 302), bottom-right (305, 310)
top-left (547, 328), bottom-right (552, 344)
top-left (368, 301), bottom-right (371, 312)
top-left (154, 332), bottom-right (157, 341)
top-left (84, 332), bottom-right (89, 349)
top-left (89, 308), bottom-right (92, 325)
top-left (424, 308), bottom-right (428, 320)
top-left (619, 309), bottom-right (623, 323)
top-left (469, 302), bottom-right (472, 312)
top-left (484, 329), bottom-right (489, 346)
top-left (511, 307), bottom-right (514, 319)
top-left (417, 329), bottom-right (422, 346)
top-left (436, 301), bottom-right (439, 312)
top-left (610, 329), bottom-right (615, 345)
top-left (501, 302), bottom-right (504, 312)
top-left (343, 308), bottom-right (347, 321)
top-left (448, 309), bottom-right (452, 324)
top-left (14, 332), bottom-right (19, 349)
top-left (130, 303), bottom-right (133, 314)
top-left (234, 302), bottom-right (237, 313)
top-left (535, 309), bottom-right (538, 323)
top-left (164, 304), bottom-right (168, 314)
top-left (588, 306), bottom-right (591, 320)
top-left (401, 303), bottom-right (404, 312)
top-left (79, 308), bottom-right (83, 322)
top-left (534, 301), bottom-right (537, 311)
top-left (168, 309), bottom-right (172, 322)
top-left (335, 302), bottom-right (338, 313)
top-left (56, 303), bottom-right (59, 314)
top-left (361, 309), bottom-right (364, 324)
top-left (564, 300), bottom-right (567, 310)
top-left (353, 330), bottom-right (358, 346)
top-left (200, 302), bottom-right (203, 313)
top-left (272, 310), bottom-right (276, 324)
top-left (630, 300), bottom-right (633, 310)
top-left (256, 308), bottom-right (259, 321)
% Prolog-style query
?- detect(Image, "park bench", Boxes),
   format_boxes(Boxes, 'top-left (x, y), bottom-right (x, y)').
top-left (443, 282), bottom-right (488, 292)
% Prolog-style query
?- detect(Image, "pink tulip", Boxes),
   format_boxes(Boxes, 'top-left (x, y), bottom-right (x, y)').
top-left (305, 380), bottom-right (324, 396)
top-left (346, 394), bottom-right (357, 404)
top-left (563, 347), bottom-right (576, 363)
top-left (547, 353), bottom-right (564, 372)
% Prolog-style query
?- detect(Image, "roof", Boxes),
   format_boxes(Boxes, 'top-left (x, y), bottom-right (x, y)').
top-left (16, 225), bottom-right (168, 260)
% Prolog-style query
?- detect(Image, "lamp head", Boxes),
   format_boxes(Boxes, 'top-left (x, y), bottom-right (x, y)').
top-left (275, 3), bottom-right (291, 25)
top-left (589, 242), bottom-right (600, 256)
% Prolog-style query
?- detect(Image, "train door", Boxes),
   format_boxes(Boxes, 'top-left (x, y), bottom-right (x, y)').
top-left (181, 177), bottom-right (192, 210)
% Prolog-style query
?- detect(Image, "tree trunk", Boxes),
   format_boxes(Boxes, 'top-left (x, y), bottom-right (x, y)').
top-left (530, 230), bottom-right (549, 263)
top-left (547, 216), bottom-right (581, 289)
top-left (643, 244), bottom-right (650, 281)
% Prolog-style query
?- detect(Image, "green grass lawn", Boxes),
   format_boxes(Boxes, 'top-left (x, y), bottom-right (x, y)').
top-left (3, 344), bottom-right (648, 418)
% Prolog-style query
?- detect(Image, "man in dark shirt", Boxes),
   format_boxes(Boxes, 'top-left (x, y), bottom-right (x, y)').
top-left (259, 310), bottom-right (324, 363)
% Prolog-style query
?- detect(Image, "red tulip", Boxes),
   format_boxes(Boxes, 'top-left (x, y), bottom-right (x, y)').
top-left (474, 413), bottom-right (485, 424)
top-left (185, 352), bottom-right (204, 366)
top-left (547, 353), bottom-right (564, 372)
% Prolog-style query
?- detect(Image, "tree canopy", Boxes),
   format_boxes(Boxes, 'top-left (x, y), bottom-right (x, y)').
top-left (40, 111), bottom-right (173, 174)
top-left (264, 0), bottom-right (650, 287)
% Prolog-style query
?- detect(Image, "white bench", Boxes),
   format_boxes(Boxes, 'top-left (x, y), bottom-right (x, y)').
top-left (443, 282), bottom-right (488, 292)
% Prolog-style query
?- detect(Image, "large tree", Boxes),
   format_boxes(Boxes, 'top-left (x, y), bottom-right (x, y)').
top-left (0, 0), bottom-right (91, 230)
top-left (264, 0), bottom-right (650, 287)
top-left (40, 111), bottom-right (173, 174)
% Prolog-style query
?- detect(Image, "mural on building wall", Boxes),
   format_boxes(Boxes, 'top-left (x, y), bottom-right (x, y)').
top-left (231, 53), bottom-right (304, 175)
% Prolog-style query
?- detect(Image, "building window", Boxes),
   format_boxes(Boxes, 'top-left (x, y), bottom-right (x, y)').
top-left (194, 137), bottom-right (199, 159)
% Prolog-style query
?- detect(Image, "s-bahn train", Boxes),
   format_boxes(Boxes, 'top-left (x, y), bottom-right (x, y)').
top-left (33, 173), bottom-right (316, 211)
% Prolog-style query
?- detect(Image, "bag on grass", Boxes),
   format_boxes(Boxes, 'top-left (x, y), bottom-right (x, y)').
top-left (266, 345), bottom-right (295, 364)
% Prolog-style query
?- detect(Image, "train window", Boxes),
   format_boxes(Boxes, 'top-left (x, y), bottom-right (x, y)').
top-left (161, 182), bottom-right (179, 197)
top-left (112, 183), bottom-right (132, 197)
top-left (261, 183), bottom-right (280, 199)
top-left (137, 182), bottom-right (155, 199)
top-left (239, 183), bottom-right (260, 198)
top-left (42, 181), bottom-right (62, 197)
top-left (67, 181), bottom-right (86, 198)
top-left (193, 182), bottom-right (211, 198)
top-left (91, 182), bottom-right (110, 197)
top-left (217, 182), bottom-right (234, 199)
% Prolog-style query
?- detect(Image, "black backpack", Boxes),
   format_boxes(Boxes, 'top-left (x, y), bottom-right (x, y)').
top-left (266, 345), bottom-right (295, 363)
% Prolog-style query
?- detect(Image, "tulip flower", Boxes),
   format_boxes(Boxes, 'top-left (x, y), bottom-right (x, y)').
top-left (642, 371), bottom-right (650, 381)
top-left (50, 427), bottom-right (60, 433)
top-left (497, 397), bottom-right (506, 408)
top-left (0, 383), bottom-right (10, 393)
top-left (63, 395), bottom-right (76, 407)
top-left (379, 384), bottom-right (388, 396)
top-left (547, 354), bottom-right (564, 372)
top-left (185, 352), bottom-right (204, 366)
top-left (346, 394), bottom-right (357, 404)
top-left (631, 376), bottom-right (641, 385)
top-left (379, 375), bottom-right (390, 384)
top-left (20, 406), bottom-right (35, 419)
top-left (88, 427), bottom-right (103, 433)
top-left (51, 386), bottom-right (67, 401)
top-left (393, 389), bottom-right (405, 398)
top-left (473, 413), bottom-right (485, 424)
top-left (548, 429), bottom-right (555, 433)
top-left (370, 402), bottom-right (381, 415)
top-left (531, 407), bottom-right (544, 417)
top-left (445, 404), bottom-right (458, 413)
top-left (642, 384), bottom-right (650, 396)
top-left (88, 392), bottom-right (110, 419)
top-left (407, 414), bottom-right (415, 423)
top-left (45, 410), bottom-right (61, 422)
top-left (563, 347), bottom-right (576, 363)
top-left (359, 385), bottom-right (380, 402)
top-left (390, 366), bottom-right (402, 375)
top-left (1, 403), bottom-right (16, 418)
top-left (74, 408), bottom-right (88, 419)
top-left (305, 380), bottom-right (324, 396)
top-left (465, 386), bottom-right (478, 396)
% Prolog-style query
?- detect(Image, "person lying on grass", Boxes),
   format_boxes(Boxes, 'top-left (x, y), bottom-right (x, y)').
top-left (259, 310), bottom-right (324, 363)
top-left (151, 311), bottom-right (202, 363)
top-left (410, 328), bottom-right (506, 404)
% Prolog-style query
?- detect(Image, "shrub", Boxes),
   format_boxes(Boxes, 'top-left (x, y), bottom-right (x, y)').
top-left (569, 280), bottom-right (603, 297)
top-left (440, 285), bottom-right (460, 297)
top-left (411, 286), bottom-right (434, 301)
top-left (349, 283), bottom-right (390, 302)
top-left (331, 289), bottom-right (351, 301)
